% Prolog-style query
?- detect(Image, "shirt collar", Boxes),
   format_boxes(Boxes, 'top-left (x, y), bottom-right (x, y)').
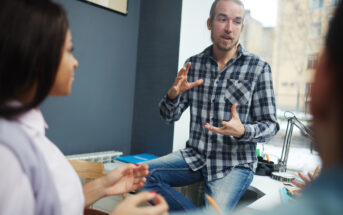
top-left (17, 108), bottom-right (48, 136)
top-left (203, 43), bottom-right (251, 60)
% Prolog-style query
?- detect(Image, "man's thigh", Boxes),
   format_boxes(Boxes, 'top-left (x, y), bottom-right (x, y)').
top-left (144, 151), bottom-right (202, 187)
top-left (205, 167), bottom-right (254, 211)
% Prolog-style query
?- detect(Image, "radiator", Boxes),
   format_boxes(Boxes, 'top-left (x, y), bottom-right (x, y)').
top-left (66, 150), bottom-right (123, 164)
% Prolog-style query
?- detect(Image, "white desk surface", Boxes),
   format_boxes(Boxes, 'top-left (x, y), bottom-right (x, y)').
top-left (247, 175), bottom-right (285, 210)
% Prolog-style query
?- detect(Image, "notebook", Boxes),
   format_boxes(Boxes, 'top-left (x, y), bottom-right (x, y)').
top-left (115, 153), bottom-right (158, 164)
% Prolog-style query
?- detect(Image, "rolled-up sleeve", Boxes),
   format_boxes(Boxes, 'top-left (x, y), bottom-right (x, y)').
top-left (239, 64), bottom-right (280, 142)
top-left (159, 92), bottom-right (189, 124)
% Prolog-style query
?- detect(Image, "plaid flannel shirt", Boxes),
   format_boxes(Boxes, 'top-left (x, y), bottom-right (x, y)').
top-left (159, 45), bottom-right (279, 181)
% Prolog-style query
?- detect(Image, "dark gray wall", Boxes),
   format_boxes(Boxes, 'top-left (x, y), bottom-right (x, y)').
top-left (41, 0), bottom-right (141, 155)
top-left (40, 0), bottom-right (182, 156)
top-left (130, 0), bottom-right (183, 156)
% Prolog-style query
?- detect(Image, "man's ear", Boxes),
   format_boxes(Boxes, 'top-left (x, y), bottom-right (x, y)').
top-left (207, 18), bottom-right (212, 30)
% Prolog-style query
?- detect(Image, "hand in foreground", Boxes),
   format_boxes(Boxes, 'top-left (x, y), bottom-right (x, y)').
top-left (167, 62), bottom-right (203, 100)
top-left (292, 171), bottom-right (316, 189)
top-left (204, 103), bottom-right (245, 138)
top-left (103, 163), bottom-right (149, 196)
top-left (290, 168), bottom-right (318, 196)
top-left (110, 192), bottom-right (169, 215)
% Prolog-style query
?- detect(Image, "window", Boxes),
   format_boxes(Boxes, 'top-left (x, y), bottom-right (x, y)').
top-left (312, 0), bottom-right (324, 9)
top-left (310, 22), bottom-right (322, 36)
top-left (307, 54), bottom-right (318, 69)
top-left (331, 0), bottom-right (339, 6)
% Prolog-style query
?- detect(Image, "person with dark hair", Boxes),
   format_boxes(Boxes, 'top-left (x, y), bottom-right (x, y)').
top-left (0, 0), bottom-right (168, 215)
top-left (142, 0), bottom-right (279, 212)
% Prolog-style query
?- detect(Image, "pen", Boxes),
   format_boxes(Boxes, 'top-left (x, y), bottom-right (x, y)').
top-left (205, 194), bottom-right (223, 215)
top-left (313, 166), bottom-right (319, 178)
top-left (265, 153), bottom-right (270, 162)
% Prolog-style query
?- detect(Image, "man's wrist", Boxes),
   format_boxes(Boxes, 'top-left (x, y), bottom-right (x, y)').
top-left (236, 124), bottom-right (253, 141)
top-left (237, 127), bottom-right (245, 138)
top-left (167, 89), bottom-right (177, 100)
top-left (166, 91), bottom-right (179, 103)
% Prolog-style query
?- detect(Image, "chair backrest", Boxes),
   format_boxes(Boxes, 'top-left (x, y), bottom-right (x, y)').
top-left (68, 159), bottom-right (109, 215)
top-left (69, 159), bottom-right (105, 183)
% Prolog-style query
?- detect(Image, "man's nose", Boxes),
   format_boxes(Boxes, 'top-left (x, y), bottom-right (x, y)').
top-left (225, 20), bottom-right (232, 33)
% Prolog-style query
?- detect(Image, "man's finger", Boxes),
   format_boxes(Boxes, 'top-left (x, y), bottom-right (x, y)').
top-left (178, 66), bottom-right (187, 77)
top-left (221, 121), bottom-right (231, 129)
top-left (184, 62), bottom-right (191, 75)
top-left (204, 123), bottom-right (224, 135)
top-left (188, 79), bottom-right (203, 89)
top-left (231, 103), bottom-right (239, 118)
top-left (178, 62), bottom-right (191, 77)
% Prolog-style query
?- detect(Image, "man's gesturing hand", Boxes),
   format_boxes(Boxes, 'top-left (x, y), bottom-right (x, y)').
top-left (167, 62), bottom-right (203, 100)
top-left (204, 103), bottom-right (245, 138)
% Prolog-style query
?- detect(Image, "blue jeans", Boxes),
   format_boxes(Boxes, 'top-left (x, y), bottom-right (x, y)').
top-left (142, 151), bottom-right (254, 212)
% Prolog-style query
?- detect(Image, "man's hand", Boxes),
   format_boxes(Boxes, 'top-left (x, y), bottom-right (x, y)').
top-left (103, 164), bottom-right (149, 196)
top-left (204, 103), bottom-right (245, 138)
top-left (110, 192), bottom-right (169, 215)
top-left (167, 62), bottom-right (203, 100)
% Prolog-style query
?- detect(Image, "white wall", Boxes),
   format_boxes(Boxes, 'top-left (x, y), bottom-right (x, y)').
top-left (173, 0), bottom-right (212, 151)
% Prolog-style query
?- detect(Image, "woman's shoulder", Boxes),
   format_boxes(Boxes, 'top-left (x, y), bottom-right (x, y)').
top-left (0, 144), bottom-right (35, 215)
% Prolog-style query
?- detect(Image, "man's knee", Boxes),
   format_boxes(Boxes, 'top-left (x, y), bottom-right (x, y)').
top-left (145, 168), bottom-right (163, 186)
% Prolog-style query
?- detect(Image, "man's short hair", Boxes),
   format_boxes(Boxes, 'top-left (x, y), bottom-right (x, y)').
top-left (209, 0), bottom-right (245, 23)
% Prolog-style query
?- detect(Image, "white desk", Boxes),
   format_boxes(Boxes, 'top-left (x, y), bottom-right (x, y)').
top-left (246, 175), bottom-right (285, 210)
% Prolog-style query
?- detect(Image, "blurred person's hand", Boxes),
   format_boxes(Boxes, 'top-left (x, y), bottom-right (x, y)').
top-left (104, 163), bottom-right (149, 196)
top-left (291, 168), bottom-right (318, 196)
top-left (292, 172), bottom-right (315, 189)
top-left (110, 192), bottom-right (169, 215)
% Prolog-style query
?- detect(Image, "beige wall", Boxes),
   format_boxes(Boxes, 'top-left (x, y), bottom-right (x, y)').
top-left (272, 0), bottom-right (335, 110)
top-left (241, 1), bottom-right (336, 110)
top-left (240, 10), bottom-right (274, 67)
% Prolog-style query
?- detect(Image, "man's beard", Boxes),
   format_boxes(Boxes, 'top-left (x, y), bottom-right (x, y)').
top-left (211, 33), bottom-right (239, 52)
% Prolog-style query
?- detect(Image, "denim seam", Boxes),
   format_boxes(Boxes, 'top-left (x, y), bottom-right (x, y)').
top-left (236, 170), bottom-right (254, 203)
top-left (149, 168), bottom-right (190, 175)
top-left (156, 182), bottom-right (190, 211)
top-left (148, 168), bottom-right (199, 210)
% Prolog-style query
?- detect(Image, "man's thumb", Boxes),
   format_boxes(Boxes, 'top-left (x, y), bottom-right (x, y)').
top-left (231, 103), bottom-right (239, 118)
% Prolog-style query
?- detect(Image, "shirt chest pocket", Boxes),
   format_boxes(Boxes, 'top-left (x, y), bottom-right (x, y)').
top-left (223, 79), bottom-right (252, 105)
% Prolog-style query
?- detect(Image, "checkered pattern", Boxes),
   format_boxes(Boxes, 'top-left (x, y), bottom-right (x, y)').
top-left (159, 45), bottom-right (279, 181)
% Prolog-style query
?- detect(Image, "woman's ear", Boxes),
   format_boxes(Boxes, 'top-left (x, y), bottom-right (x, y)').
top-left (310, 50), bottom-right (333, 120)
